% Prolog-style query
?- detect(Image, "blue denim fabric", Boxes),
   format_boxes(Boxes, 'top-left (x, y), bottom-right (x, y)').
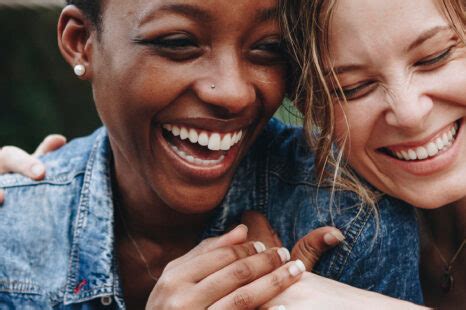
top-left (0, 118), bottom-right (422, 309)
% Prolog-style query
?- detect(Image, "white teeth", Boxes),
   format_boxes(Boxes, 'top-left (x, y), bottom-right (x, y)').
top-left (188, 129), bottom-right (198, 143)
top-left (172, 126), bottom-right (180, 136)
top-left (180, 127), bottom-right (189, 140)
top-left (170, 145), bottom-right (225, 166)
top-left (208, 133), bottom-right (221, 151)
top-left (426, 142), bottom-right (438, 157)
top-left (442, 133), bottom-right (449, 145)
top-left (416, 146), bottom-right (428, 160)
top-left (401, 150), bottom-right (410, 160)
top-left (435, 137), bottom-right (444, 150)
top-left (163, 124), bottom-right (243, 152)
top-left (220, 134), bottom-right (232, 151)
top-left (198, 132), bottom-right (209, 146)
top-left (447, 131), bottom-right (453, 140)
top-left (389, 122), bottom-right (459, 161)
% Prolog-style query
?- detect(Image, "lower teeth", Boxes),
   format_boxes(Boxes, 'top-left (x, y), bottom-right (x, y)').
top-left (170, 145), bottom-right (225, 166)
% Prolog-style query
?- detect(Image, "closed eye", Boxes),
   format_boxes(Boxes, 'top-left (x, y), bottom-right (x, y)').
top-left (334, 80), bottom-right (377, 101)
top-left (134, 33), bottom-right (203, 61)
top-left (414, 45), bottom-right (454, 67)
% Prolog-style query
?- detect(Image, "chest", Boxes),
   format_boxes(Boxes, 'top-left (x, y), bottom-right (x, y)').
top-left (420, 242), bottom-right (466, 309)
top-left (116, 238), bottom-right (196, 309)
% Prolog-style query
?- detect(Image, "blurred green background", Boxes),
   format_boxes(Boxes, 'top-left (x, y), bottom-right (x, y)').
top-left (1, 5), bottom-right (301, 152)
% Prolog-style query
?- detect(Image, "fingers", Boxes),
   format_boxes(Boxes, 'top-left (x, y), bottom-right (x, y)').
top-left (33, 134), bottom-right (67, 157)
top-left (172, 241), bottom-right (262, 282)
top-left (241, 211), bottom-right (282, 248)
top-left (0, 146), bottom-right (45, 180)
top-left (291, 227), bottom-right (345, 271)
top-left (209, 260), bottom-right (306, 310)
top-left (196, 246), bottom-right (290, 304)
top-left (168, 224), bottom-right (249, 268)
top-left (0, 189), bottom-right (4, 205)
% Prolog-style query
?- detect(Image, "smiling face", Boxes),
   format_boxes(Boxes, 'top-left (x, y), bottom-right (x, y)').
top-left (328, 0), bottom-right (466, 208)
top-left (87, 0), bottom-right (286, 213)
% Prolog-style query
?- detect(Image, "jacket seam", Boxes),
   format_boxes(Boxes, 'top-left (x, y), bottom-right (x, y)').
top-left (328, 203), bottom-right (374, 279)
top-left (0, 171), bottom-right (86, 188)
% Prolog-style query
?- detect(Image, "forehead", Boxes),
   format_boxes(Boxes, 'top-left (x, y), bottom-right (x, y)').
top-left (103, 0), bottom-right (278, 27)
top-left (328, 0), bottom-right (448, 62)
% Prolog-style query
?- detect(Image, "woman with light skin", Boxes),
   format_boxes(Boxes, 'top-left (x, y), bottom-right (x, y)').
top-left (260, 0), bottom-right (465, 308)
top-left (0, 0), bottom-right (424, 309)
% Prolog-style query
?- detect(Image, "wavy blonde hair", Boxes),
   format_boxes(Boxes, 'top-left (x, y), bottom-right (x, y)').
top-left (279, 0), bottom-right (466, 206)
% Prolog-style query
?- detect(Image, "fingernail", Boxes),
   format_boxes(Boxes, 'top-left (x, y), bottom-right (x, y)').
top-left (323, 230), bottom-right (345, 246)
top-left (269, 306), bottom-right (287, 310)
top-left (31, 164), bottom-right (44, 177)
top-left (288, 259), bottom-right (306, 276)
top-left (253, 241), bottom-right (266, 253)
top-left (277, 247), bottom-right (291, 263)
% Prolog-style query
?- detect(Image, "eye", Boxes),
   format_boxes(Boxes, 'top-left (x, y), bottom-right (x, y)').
top-left (414, 46), bottom-right (454, 67)
top-left (249, 37), bottom-right (287, 65)
top-left (135, 33), bottom-right (203, 61)
top-left (333, 80), bottom-right (377, 101)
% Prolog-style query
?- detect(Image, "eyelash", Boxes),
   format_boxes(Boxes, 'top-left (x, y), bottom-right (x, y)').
top-left (415, 45), bottom-right (454, 67)
top-left (135, 34), bottom-right (285, 64)
top-left (335, 45), bottom-right (456, 101)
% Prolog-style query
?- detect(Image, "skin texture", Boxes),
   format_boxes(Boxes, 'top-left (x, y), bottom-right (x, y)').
top-left (329, 0), bottom-right (466, 210)
top-left (54, 1), bottom-right (341, 308)
top-left (327, 0), bottom-right (466, 308)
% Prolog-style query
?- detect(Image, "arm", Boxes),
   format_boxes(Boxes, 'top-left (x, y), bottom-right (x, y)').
top-left (263, 272), bottom-right (429, 310)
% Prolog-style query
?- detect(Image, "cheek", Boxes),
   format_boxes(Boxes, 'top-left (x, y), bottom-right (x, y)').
top-left (255, 66), bottom-right (287, 114)
top-left (421, 56), bottom-right (466, 105)
top-left (334, 101), bottom-right (382, 155)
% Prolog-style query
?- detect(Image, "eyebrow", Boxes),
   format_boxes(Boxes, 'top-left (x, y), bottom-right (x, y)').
top-left (255, 7), bottom-right (279, 23)
top-left (138, 4), bottom-right (213, 26)
top-left (138, 4), bottom-right (278, 27)
top-left (406, 25), bottom-right (451, 52)
top-left (329, 64), bottom-right (368, 75)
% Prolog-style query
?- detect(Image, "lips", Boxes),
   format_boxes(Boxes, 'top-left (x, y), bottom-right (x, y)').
top-left (381, 120), bottom-right (460, 161)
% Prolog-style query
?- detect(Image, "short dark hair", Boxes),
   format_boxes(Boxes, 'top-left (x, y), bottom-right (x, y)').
top-left (66, 0), bottom-right (101, 29)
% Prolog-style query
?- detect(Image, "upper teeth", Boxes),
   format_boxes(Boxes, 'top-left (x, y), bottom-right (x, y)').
top-left (391, 123), bottom-right (458, 161)
top-left (162, 124), bottom-right (243, 151)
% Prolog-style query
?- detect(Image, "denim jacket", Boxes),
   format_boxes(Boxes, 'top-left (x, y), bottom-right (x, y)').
top-left (0, 118), bottom-right (422, 309)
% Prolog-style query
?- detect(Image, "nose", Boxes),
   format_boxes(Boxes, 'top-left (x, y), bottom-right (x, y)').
top-left (193, 54), bottom-right (256, 115)
top-left (384, 83), bottom-right (433, 130)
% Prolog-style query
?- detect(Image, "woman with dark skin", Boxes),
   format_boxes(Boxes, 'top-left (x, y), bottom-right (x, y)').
top-left (0, 1), bottom-right (347, 309)
top-left (0, 1), bottom-right (427, 309)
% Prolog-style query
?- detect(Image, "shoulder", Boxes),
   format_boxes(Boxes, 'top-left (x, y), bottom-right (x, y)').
top-left (0, 128), bottom-right (105, 188)
top-left (322, 195), bottom-right (422, 303)
top-left (0, 128), bottom-right (107, 297)
top-left (254, 118), bottom-right (317, 184)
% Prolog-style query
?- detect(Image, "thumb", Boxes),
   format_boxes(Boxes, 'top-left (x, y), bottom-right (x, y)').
top-left (291, 227), bottom-right (345, 271)
top-left (241, 211), bottom-right (282, 248)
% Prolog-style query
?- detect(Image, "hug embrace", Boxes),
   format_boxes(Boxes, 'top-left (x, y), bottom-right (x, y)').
top-left (0, 0), bottom-right (464, 309)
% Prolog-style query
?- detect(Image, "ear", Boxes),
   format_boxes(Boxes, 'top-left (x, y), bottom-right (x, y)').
top-left (57, 5), bottom-right (95, 80)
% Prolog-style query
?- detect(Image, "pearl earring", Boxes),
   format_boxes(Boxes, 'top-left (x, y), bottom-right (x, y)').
top-left (74, 64), bottom-right (86, 77)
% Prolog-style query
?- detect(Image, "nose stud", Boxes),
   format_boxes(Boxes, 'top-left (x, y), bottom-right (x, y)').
top-left (210, 84), bottom-right (216, 89)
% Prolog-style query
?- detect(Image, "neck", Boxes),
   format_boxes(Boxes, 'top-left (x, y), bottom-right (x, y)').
top-left (422, 197), bottom-right (466, 249)
top-left (111, 148), bottom-right (212, 243)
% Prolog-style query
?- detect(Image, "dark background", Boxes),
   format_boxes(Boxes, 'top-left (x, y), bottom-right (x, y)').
top-left (0, 6), bottom-right (300, 152)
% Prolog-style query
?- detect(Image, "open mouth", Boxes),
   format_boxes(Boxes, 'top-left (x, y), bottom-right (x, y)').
top-left (380, 119), bottom-right (461, 161)
top-left (162, 124), bottom-right (243, 167)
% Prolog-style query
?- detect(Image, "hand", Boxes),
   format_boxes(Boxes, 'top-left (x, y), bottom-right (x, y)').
top-left (241, 211), bottom-right (345, 270)
top-left (146, 224), bottom-right (307, 310)
top-left (0, 134), bottom-right (66, 204)
top-left (263, 272), bottom-right (428, 310)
